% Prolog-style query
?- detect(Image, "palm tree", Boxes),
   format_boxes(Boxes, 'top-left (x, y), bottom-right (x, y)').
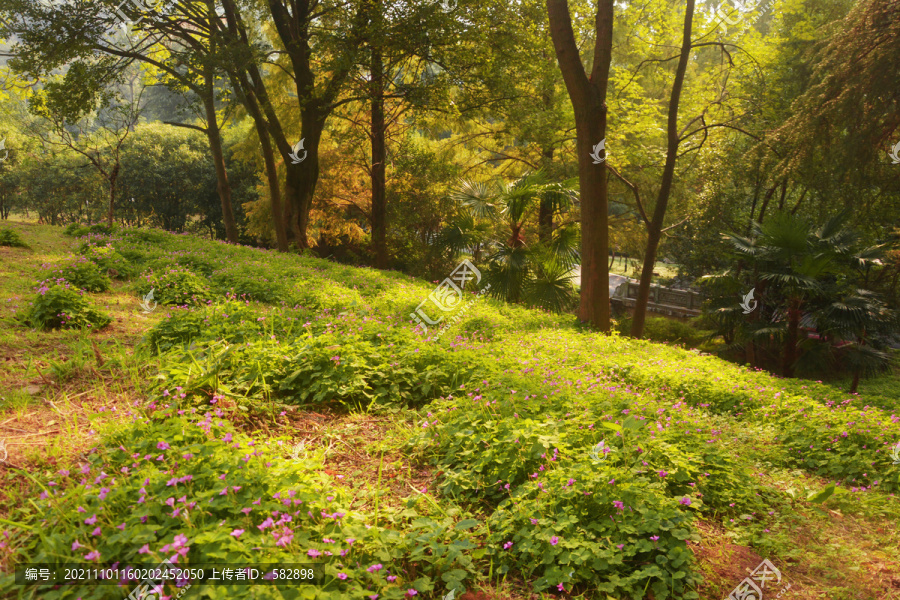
top-left (440, 171), bottom-right (580, 311)
top-left (706, 211), bottom-right (897, 384)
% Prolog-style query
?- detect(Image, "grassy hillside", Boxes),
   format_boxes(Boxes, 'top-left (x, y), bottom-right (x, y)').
top-left (1, 221), bottom-right (899, 600)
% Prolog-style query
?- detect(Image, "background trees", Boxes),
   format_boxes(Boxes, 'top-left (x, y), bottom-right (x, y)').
top-left (0, 0), bottom-right (897, 382)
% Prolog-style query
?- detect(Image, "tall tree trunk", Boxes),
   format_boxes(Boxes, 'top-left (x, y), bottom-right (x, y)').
top-left (370, 43), bottom-right (388, 269)
top-left (201, 76), bottom-right (239, 244)
top-left (547, 0), bottom-right (614, 332)
top-left (630, 0), bottom-right (695, 339)
top-left (783, 297), bottom-right (801, 377)
top-left (107, 164), bottom-right (118, 228)
top-left (283, 115), bottom-right (324, 249)
top-left (259, 126), bottom-right (289, 252)
top-left (538, 146), bottom-right (555, 242)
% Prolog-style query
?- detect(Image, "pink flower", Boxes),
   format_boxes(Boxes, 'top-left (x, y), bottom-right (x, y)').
top-left (406, 590), bottom-right (418, 597)
top-left (91, 527), bottom-right (101, 537)
top-left (231, 529), bottom-right (244, 538)
top-left (138, 544), bottom-right (150, 554)
top-left (557, 583), bottom-right (565, 591)
top-left (71, 541), bottom-right (82, 551)
top-left (307, 549), bottom-right (321, 558)
top-left (337, 573), bottom-right (348, 580)
top-left (550, 536), bottom-right (559, 546)
top-left (84, 514), bottom-right (97, 525)
top-left (503, 541), bottom-right (513, 550)
top-left (85, 550), bottom-right (100, 561)
top-left (157, 441), bottom-right (170, 450)
top-left (650, 535), bottom-right (659, 541)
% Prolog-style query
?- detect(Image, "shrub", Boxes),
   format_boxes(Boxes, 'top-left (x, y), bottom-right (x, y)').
top-left (144, 300), bottom-right (266, 354)
top-left (136, 268), bottom-right (214, 307)
top-left (11, 409), bottom-right (482, 599)
top-left (81, 244), bottom-right (137, 279)
top-left (616, 316), bottom-right (709, 347)
top-left (88, 223), bottom-right (115, 235)
top-left (63, 223), bottom-right (89, 237)
top-left (24, 283), bottom-right (112, 330)
top-left (42, 257), bottom-right (112, 292)
top-left (0, 228), bottom-right (28, 248)
top-left (211, 268), bottom-right (288, 303)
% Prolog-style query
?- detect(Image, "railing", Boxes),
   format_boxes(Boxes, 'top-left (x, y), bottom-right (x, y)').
top-left (611, 281), bottom-right (703, 317)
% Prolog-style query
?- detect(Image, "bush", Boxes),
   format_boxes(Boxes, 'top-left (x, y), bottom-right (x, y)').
top-left (24, 283), bottom-right (112, 330)
top-left (144, 300), bottom-right (266, 354)
top-left (136, 268), bottom-right (215, 307)
top-left (11, 409), bottom-right (482, 600)
top-left (0, 228), bottom-right (28, 248)
top-left (211, 267), bottom-right (288, 303)
top-left (63, 223), bottom-right (90, 237)
top-left (88, 223), bottom-right (115, 235)
top-left (42, 257), bottom-right (112, 292)
top-left (616, 316), bottom-right (709, 347)
top-left (81, 244), bottom-right (137, 279)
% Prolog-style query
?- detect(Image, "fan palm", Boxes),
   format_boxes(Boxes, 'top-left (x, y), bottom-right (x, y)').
top-left (709, 211), bottom-right (897, 383)
top-left (441, 171), bottom-right (580, 309)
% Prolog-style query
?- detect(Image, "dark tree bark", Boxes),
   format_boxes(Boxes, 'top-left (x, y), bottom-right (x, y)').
top-left (201, 73), bottom-right (238, 244)
top-left (107, 163), bottom-right (118, 228)
top-left (538, 146), bottom-right (555, 242)
top-left (370, 42), bottom-right (388, 269)
top-left (783, 297), bottom-right (801, 377)
top-left (630, 0), bottom-right (695, 339)
top-left (546, 0), bottom-right (614, 332)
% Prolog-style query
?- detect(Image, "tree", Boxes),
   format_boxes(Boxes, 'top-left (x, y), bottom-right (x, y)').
top-left (442, 171), bottom-right (579, 311)
top-left (27, 62), bottom-right (142, 228)
top-left (0, 0), bottom-right (244, 242)
top-left (705, 211), bottom-right (897, 384)
top-left (546, 0), bottom-right (614, 331)
top-left (628, 0), bottom-right (696, 339)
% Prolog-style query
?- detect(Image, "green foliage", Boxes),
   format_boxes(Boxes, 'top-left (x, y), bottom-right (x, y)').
top-left (10, 409), bottom-right (481, 599)
top-left (42, 256), bottom-right (112, 292)
top-left (615, 316), bottom-right (710, 348)
top-left (136, 268), bottom-right (215, 307)
top-left (0, 228), bottom-right (28, 247)
top-left (143, 300), bottom-right (264, 353)
top-left (80, 243), bottom-right (137, 279)
top-left (23, 282), bottom-right (112, 330)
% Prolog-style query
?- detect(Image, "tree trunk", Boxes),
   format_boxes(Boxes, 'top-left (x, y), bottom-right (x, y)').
top-left (783, 297), bottom-right (801, 377)
top-left (547, 0), bottom-right (614, 332)
top-left (850, 370), bottom-right (860, 393)
top-left (107, 164), bottom-right (118, 228)
top-left (370, 44), bottom-right (388, 269)
top-left (538, 146), bottom-right (555, 242)
top-left (202, 83), bottom-right (238, 243)
top-left (283, 117), bottom-right (324, 250)
top-left (630, 0), bottom-right (695, 339)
